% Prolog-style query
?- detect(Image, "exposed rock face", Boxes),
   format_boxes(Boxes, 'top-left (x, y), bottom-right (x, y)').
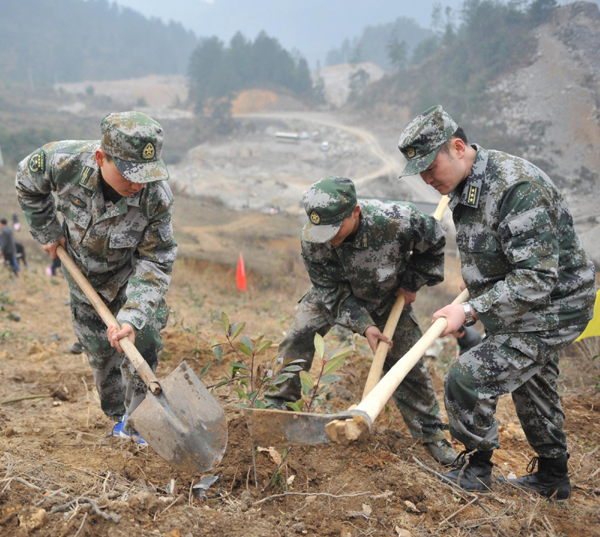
top-left (488, 2), bottom-right (600, 264)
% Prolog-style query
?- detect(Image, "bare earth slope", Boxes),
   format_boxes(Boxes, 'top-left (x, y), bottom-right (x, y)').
top-left (488, 1), bottom-right (600, 263)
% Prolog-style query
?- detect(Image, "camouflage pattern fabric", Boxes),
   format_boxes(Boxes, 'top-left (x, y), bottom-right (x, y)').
top-left (70, 288), bottom-right (168, 430)
top-left (277, 295), bottom-right (447, 442)
top-left (276, 198), bottom-right (447, 442)
top-left (100, 111), bottom-right (169, 184)
top-left (300, 199), bottom-right (446, 335)
top-left (302, 176), bottom-right (357, 243)
top-left (449, 145), bottom-right (595, 336)
top-left (444, 331), bottom-right (577, 457)
top-left (397, 105), bottom-right (458, 177)
top-left (445, 143), bottom-right (595, 457)
top-left (16, 140), bottom-right (177, 331)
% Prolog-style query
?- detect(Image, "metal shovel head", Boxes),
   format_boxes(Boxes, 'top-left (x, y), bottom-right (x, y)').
top-left (245, 407), bottom-right (372, 446)
top-left (128, 361), bottom-right (228, 474)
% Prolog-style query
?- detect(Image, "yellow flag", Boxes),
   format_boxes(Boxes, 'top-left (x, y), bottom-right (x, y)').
top-left (575, 289), bottom-right (600, 342)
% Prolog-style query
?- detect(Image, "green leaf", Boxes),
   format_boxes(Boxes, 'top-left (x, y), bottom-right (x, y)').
top-left (230, 321), bottom-right (246, 341)
top-left (273, 374), bottom-right (293, 385)
top-left (254, 399), bottom-right (266, 409)
top-left (283, 358), bottom-right (306, 366)
top-left (199, 362), bottom-right (212, 379)
top-left (323, 348), bottom-right (352, 376)
top-left (234, 387), bottom-right (249, 400)
top-left (212, 344), bottom-right (224, 363)
top-left (299, 371), bottom-right (314, 392)
top-left (256, 339), bottom-right (273, 354)
top-left (314, 333), bottom-right (325, 359)
top-left (214, 380), bottom-right (230, 389)
top-left (238, 343), bottom-right (253, 358)
top-left (235, 402), bottom-right (249, 408)
top-left (320, 374), bottom-right (340, 384)
top-left (240, 334), bottom-right (253, 352)
top-left (229, 362), bottom-right (249, 370)
top-left (221, 312), bottom-right (230, 334)
top-left (283, 365), bottom-right (303, 372)
top-left (255, 334), bottom-right (264, 346)
top-left (285, 402), bottom-right (302, 412)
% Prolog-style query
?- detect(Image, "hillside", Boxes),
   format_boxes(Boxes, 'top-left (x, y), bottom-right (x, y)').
top-left (0, 0), bottom-right (197, 84)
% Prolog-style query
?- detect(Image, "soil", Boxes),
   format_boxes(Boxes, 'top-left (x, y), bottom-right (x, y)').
top-left (0, 237), bottom-right (599, 537)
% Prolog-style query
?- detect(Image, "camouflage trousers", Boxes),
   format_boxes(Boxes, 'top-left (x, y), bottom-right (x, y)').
top-left (70, 286), bottom-right (168, 429)
top-left (444, 328), bottom-right (583, 458)
top-left (276, 296), bottom-right (447, 443)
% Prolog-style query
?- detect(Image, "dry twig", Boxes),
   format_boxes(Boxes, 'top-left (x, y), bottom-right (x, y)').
top-left (254, 490), bottom-right (372, 506)
top-left (50, 497), bottom-right (121, 522)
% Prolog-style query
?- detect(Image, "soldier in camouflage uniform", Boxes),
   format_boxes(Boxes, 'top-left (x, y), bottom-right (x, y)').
top-left (270, 176), bottom-right (457, 465)
top-left (398, 105), bottom-right (595, 498)
top-left (16, 112), bottom-right (177, 443)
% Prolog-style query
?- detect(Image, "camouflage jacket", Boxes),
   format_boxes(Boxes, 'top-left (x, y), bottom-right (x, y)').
top-left (449, 145), bottom-right (595, 335)
top-left (301, 199), bottom-right (446, 335)
top-left (16, 140), bottom-right (178, 331)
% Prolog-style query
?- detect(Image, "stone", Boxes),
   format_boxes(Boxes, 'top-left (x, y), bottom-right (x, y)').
top-left (18, 508), bottom-right (48, 532)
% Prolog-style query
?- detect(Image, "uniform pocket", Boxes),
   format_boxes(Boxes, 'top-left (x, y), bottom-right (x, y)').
top-left (109, 231), bottom-right (142, 249)
top-left (376, 264), bottom-right (398, 293)
top-left (58, 200), bottom-right (92, 246)
top-left (460, 232), bottom-right (511, 278)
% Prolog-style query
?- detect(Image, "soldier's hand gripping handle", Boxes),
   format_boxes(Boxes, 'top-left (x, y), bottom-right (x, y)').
top-left (55, 245), bottom-right (162, 395)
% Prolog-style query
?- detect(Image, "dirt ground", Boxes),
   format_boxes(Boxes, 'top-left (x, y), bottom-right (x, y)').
top-left (0, 222), bottom-right (599, 537)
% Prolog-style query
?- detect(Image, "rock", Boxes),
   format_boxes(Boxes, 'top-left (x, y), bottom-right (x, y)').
top-left (240, 490), bottom-right (253, 512)
top-left (291, 522), bottom-right (306, 533)
top-left (394, 528), bottom-right (413, 537)
top-left (18, 508), bottom-right (48, 532)
top-left (8, 312), bottom-right (21, 322)
top-left (49, 334), bottom-right (61, 342)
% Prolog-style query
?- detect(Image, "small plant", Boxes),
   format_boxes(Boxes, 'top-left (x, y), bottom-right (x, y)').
top-left (286, 333), bottom-right (352, 413)
top-left (203, 313), bottom-right (352, 411)
top-left (202, 312), bottom-right (303, 409)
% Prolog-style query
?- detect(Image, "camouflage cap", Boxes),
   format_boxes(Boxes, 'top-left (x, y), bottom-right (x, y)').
top-left (302, 176), bottom-right (357, 243)
top-left (397, 105), bottom-right (458, 177)
top-left (100, 111), bottom-right (169, 184)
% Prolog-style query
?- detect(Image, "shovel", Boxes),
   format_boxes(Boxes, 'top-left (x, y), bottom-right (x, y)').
top-left (56, 246), bottom-right (228, 473)
top-left (245, 196), bottom-right (455, 446)
top-left (245, 289), bottom-right (469, 446)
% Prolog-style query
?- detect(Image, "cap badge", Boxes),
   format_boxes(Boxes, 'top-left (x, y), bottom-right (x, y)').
top-left (142, 142), bottom-right (155, 160)
top-left (406, 147), bottom-right (416, 159)
top-left (310, 211), bottom-right (321, 225)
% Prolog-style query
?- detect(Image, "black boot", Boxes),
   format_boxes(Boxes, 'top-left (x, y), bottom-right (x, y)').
top-left (440, 449), bottom-right (494, 492)
top-left (508, 454), bottom-right (571, 500)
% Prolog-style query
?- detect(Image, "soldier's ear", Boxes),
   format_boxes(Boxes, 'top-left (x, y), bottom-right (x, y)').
top-left (95, 149), bottom-right (106, 168)
top-left (453, 138), bottom-right (466, 159)
top-left (353, 205), bottom-right (361, 218)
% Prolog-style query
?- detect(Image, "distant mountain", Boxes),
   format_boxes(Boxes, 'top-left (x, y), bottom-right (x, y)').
top-left (326, 17), bottom-right (434, 71)
top-left (0, 0), bottom-right (198, 84)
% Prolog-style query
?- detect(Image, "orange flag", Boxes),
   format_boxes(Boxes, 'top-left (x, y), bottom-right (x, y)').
top-left (236, 253), bottom-right (247, 291)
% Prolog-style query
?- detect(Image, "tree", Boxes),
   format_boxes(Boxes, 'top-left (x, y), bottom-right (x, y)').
top-left (387, 36), bottom-right (408, 71)
top-left (348, 68), bottom-right (370, 101)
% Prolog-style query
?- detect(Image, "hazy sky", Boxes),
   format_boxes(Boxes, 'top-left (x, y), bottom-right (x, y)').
top-left (113, 0), bottom-right (467, 66)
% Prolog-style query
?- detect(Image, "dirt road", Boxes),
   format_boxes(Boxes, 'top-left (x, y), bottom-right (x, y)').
top-left (236, 111), bottom-right (440, 203)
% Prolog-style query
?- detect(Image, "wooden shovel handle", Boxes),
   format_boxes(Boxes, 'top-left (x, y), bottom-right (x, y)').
top-left (357, 288), bottom-right (470, 422)
top-left (361, 294), bottom-right (405, 399)
top-left (360, 195), bottom-right (450, 400)
top-left (56, 246), bottom-right (162, 395)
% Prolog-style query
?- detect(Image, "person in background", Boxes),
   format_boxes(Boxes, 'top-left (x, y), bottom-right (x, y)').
top-left (0, 218), bottom-right (19, 276)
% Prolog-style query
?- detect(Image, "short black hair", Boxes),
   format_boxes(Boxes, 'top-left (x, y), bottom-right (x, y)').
top-left (0, 218), bottom-right (7, 225)
top-left (440, 127), bottom-right (469, 155)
